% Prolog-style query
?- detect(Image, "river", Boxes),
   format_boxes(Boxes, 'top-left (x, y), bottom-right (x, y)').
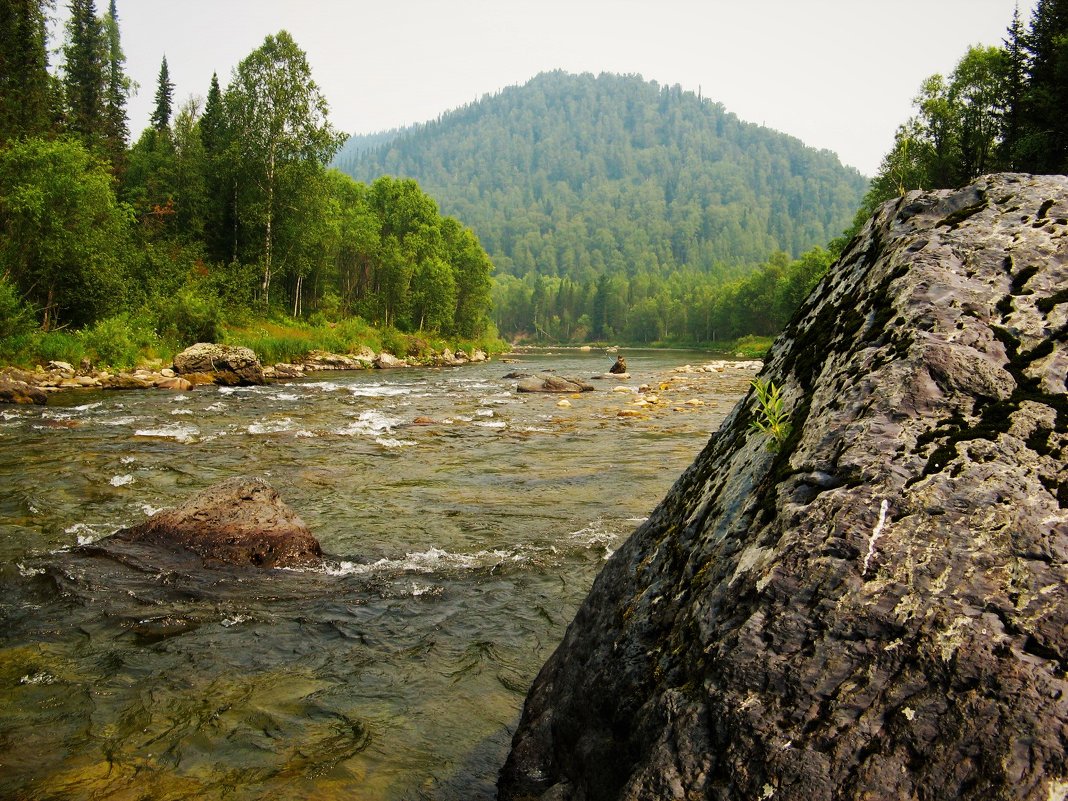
top-left (0, 349), bottom-right (752, 800)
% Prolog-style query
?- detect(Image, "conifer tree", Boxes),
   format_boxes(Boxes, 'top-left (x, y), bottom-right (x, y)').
top-left (1001, 4), bottom-right (1027, 168)
top-left (1018, 0), bottom-right (1068, 172)
top-left (61, 0), bottom-right (106, 148)
top-left (0, 0), bottom-right (53, 142)
top-left (151, 55), bottom-right (174, 131)
top-left (101, 0), bottom-right (130, 168)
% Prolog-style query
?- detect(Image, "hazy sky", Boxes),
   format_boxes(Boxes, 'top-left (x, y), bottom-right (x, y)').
top-left (70, 0), bottom-right (1033, 177)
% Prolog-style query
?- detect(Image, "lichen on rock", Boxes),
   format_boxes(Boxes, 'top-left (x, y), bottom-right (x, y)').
top-left (498, 174), bottom-right (1068, 801)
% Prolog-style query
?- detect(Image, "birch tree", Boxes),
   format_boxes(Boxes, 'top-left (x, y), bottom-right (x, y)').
top-left (225, 31), bottom-right (342, 308)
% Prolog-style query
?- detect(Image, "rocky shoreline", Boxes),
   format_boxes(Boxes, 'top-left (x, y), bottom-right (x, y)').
top-left (0, 342), bottom-right (491, 404)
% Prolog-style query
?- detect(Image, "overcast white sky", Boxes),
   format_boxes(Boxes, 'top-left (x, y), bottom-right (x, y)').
top-left (64, 0), bottom-right (1034, 177)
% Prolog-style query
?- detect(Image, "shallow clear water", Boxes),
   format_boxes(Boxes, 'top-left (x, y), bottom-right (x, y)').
top-left (0, 349), bottom-right (750, 800)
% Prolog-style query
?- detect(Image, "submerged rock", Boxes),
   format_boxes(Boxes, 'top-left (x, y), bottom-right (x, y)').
top-left (516, 374), bottom-right (595, 393)
top-left (499, 174), bottom-right (1068, 801)
top-left (109, 476), bottom-right (322, 568)
top-left (173, 343), bottom-right (265, 386)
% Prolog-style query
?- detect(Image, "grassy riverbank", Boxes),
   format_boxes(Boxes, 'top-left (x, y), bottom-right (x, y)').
top-left (0, 312), bottom-right (509, 372)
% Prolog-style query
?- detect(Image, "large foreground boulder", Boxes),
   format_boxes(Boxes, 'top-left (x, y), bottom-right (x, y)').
top-left (110, 477), bottom-right (322, 568)
top-left (499, 174), bottom-right (1067, 801)
top-left (173, 343), bottom-right (265, 385)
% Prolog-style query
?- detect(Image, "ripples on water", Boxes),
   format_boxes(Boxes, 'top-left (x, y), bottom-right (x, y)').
top-left (0, 350), bottom-right (749, 800)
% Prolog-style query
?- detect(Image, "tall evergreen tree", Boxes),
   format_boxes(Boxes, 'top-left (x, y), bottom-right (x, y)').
top-left (61, 0), bottom-right (106, 148)
top-left (0, 0), bottom-right (53, 142)
top-left (1001, 4), bottom-right (1027, 168)
top-left (101, 0), bottom-right (130, 168)
top-left (1018, 0), bottom-right (1068, 172)
top-left (199, 72), bottom-right (236, 263)
top-left (150, 55), bottom-right (174, 131)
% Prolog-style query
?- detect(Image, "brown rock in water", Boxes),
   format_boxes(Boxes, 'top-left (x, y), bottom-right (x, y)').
top-left (173, 343), bottom-right (265, 386)
top-left (499, 174), bottom-right (1068, 801)
top-left (111, 476), bottom-right (322, 568)
top-left (516, 374), bottom-right (595, 393)
top-left (154, 376), bottom-right (193, 391)
top-left (0, 378), bottom-right (48, 405)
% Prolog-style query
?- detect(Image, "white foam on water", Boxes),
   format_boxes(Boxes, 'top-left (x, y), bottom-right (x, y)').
top-left (169, 394), bottom-right (190, 403)
top-left (311, 546), bottom-right (529, 577)
top-left (205, 402), bottom-right (227, 412)
top-left (16, 562), bottom-right (45, 577)
top-left (335, 410), bottom-right (402, 438)
top-left (109, 474), bottom-right (134, 487)
top-left (134, 423), bottom-right (199, 443)
top-left (220, 615), bottom-right (251, 628)
top-left (65, 522), bottom-right (117, 546)
top-left (120, 456), bottom-right (136, 464)
top-left (100, 415), bottom-right (140, 426)
top-left (19, 672), bottom-right (56, 686)
top-left (348, 384), bottom-right (412, 398)
top-left (73, 402), bottom-right (102, 412)
top-left (301, 381), bottom-right (342, 392)
top-left (139, 503), bottom-right (165, 517)
top-left (474, 421), bottom-right (507, 429)
top-left (247, 417), bottom-right (294, 435)
top-left (170, 408), bottom-right (193, 416)
top-left (376, 436), bottom-right (416, 448)
top-left (274, 391), bottom-right (305, 401)
top-left (476, 409), bottom-right (495, 417)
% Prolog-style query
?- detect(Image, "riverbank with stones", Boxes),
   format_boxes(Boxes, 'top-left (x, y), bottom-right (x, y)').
top-left (0, 342), bottom-right (491, 404)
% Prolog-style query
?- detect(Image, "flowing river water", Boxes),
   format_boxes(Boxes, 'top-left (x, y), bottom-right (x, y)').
top-left (0, 349), bottom-right (752, 800)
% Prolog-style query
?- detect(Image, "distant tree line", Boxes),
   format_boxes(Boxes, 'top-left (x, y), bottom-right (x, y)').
top-left (492, 246), bottom-right (833, 344)
top-left (0, 1), bottom-right (493, 354)
top-left (859, 0), bottom-right (1068, 220)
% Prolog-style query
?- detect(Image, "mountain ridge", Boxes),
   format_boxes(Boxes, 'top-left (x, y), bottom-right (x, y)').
top-left (333, 70), bottom-right (868, 283)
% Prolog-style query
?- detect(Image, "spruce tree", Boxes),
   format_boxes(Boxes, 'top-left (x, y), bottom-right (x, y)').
top-left (1001, 4), bottom-right (1027, 169)
top-left (1019, 0), bottom-right (1068, 172)
top-left (150, 55), bottom-right (174, 131)
top-left (61, 0), bottom-right (106, 148)
top-left (101, 0), bottom-right (130, 169)
top-left (0, 0), bottom-right (53, 142)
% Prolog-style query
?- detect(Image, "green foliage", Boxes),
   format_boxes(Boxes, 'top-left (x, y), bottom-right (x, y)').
top-left (0, 136), bottom-right (132, 329)
top-left (79, 313), bottom-right (157, 369)
top-left (336, 71), bottom-right (867, 284)
top-left (0, 274), bottom-right (32, 339)
top-left (490, 245), bottom-right (831, 344)
top-left (732, 335), bottom-right (774, 359)
top-left (0, 0), bottom-right (53, 143)
top-left (152, 285), bottom-right (223, 347)
top-left (749, 379), bottom-right (792, 452)
top-left (865, 3), bottom-right (1068, 205)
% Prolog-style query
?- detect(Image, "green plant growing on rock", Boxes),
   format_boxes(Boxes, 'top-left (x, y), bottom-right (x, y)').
top-left (749, 379), bottom-right (792, 452)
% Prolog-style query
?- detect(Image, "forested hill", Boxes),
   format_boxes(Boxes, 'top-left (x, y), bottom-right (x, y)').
top-left (334, 71), bottom-right (868, 282)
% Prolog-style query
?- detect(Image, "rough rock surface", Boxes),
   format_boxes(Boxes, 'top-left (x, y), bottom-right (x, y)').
top-left (110, 476), bottom-right (322, 568)
top-left (0, 378), bottom-right (48, 404)
top-left (499, 174), bottom-right (1068, 801)
top-left (172, 343), bottom-right (265, 385)
top-left (517, 374), bottom-right (595, 393)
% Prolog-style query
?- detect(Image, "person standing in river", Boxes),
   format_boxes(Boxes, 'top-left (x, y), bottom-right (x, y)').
top-left (609, 355), bottom-right (627, 374)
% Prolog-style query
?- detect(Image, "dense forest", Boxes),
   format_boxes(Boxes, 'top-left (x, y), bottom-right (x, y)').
top-left (1, 0), bottom-right (1065, 362)
top-left (0, 1), bottom-right (495, 368)
top-left (335, 71), bottom-right (868, 341)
